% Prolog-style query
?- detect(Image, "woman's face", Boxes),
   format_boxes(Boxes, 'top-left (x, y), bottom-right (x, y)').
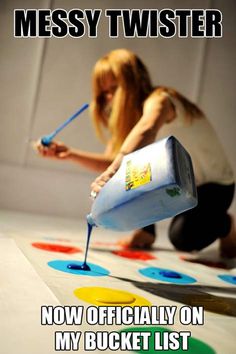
top-left (100, 74), bottom-right (118, 105)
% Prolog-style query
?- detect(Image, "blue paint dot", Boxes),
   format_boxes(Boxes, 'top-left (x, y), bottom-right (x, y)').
top-left (139, 267), bottom-right (197, 284)
top-left (218, 274), bottom-right (236, 285)
top-left (48, 260), bottom-right (109, 277)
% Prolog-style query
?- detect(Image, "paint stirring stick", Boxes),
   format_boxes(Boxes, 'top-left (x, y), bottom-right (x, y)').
top-left (41, 103), bottom-right (89, 146)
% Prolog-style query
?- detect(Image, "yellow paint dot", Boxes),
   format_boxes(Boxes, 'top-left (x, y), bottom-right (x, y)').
top-left (74, 287), bottom-right (151, 306)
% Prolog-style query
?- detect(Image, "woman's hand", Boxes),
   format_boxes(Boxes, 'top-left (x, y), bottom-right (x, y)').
top-left (90, 152), bottom-right (124, 196)
top-left (35, 140), bottom-right (70, 160)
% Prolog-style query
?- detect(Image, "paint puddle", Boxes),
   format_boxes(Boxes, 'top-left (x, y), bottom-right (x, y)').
top-left (139, 267), bottom-right (197, 284)
top-left (159, 270), bottom-right (182, 278)
top-left (74, 287), bottom-right (151, 306)
top-left (119, 326), bottom-right (216, 353)
top-left (94, 289), bottom-right (135, 304)
top-left (112, 249), bottom-right (156, 261)
top-left (32, 242), bottom-right (81, 254)
top-left (67, 262), bottom-right (91, 271)
top-left (218, 274), bottom-right (236, 285)
top-left (180, 255), bottom-right (228, 269)
top-left (48, 260), bottom-right (109, 277)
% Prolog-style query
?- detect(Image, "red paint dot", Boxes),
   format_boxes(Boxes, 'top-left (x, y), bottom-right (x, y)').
top-left (32, 242), bottom-right (81, 254)
top-left (112, 249), bottom-right (156, 261)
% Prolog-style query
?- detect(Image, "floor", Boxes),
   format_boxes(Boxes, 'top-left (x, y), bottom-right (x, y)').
top-left (0, 209), bottom-right (236, 354)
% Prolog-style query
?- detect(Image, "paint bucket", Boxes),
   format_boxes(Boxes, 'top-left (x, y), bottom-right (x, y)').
top-left (87, 136), bottom-right (197, 231)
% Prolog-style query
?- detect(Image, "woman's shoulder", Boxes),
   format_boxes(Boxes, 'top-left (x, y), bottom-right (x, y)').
top-left (148, 86), bottom-right (169, 97)
top-left (143, 87), bottom-right (176, 122)
top-left (144, 87), bottom-right (172, 106)
top-left (146, 87), bottom-right (179, 110)
top-left (149, 86), bottom-right (205, 122)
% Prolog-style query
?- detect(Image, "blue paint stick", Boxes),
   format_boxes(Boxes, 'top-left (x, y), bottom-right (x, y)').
top-left (41, 103), bottom-right (89, 146)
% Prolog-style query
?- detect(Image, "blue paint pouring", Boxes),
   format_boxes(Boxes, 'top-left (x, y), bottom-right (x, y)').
top-left (67, 221), bottom-right (93, 271)
top-left (139, 267), bottom-right (197, 284)
top-left (218, 274), bottom-right (236, 285)
top-left (41, 103), bottom-right (89, 146)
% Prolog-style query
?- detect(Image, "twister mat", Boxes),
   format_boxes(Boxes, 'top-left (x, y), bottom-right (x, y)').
top-left (0, 210), bottom-right (236, 354)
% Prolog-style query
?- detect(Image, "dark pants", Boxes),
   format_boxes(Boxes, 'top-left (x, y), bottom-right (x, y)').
top-left (143, 183), bottom-right (235, 252)
top-left (169, 183), bottom-right (235, 251)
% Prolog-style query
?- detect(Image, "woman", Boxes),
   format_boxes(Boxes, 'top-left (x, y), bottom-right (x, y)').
top-left (37, 49), bottom-right (235, 257)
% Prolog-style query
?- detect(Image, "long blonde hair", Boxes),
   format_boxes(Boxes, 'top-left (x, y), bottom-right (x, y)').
top-left (90, 49), bottom-right (203, 155)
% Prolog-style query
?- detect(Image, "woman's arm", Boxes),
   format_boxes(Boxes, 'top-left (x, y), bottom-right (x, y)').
top-left (120, 91), bottom-right (175, 154)
top-left (91, 93), bottom-right (175, 193)
top-left (36, 139), bottom-right (114, 173)
top-left (67, 148), bottom-right (113, 172)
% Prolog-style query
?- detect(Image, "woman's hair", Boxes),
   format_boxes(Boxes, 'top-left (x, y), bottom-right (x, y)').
top-left (91, 48), bottom-right (203, 155)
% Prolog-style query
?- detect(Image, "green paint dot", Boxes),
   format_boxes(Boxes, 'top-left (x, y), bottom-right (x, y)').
top-left (120, 326), bottom-right (216, 353)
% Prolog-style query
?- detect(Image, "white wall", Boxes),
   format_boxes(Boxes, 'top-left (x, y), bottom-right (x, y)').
top-left (0, 0), bottom-right (235, 218)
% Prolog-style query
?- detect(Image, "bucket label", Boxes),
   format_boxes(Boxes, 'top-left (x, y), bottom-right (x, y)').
top-left (125, 160), bottom-right (152, 190)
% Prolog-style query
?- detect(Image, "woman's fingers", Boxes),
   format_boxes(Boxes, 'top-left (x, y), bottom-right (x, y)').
top-left (91, 181), bottom-right (106, 194)
top-left (90, 179), bottom-right (105, 197)
top-left (35, 140), bottom-right (69, 159)
top-left (90, 169), bottom-right (116, 197)
top-left (90, 154), bottom-right (124, 198)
